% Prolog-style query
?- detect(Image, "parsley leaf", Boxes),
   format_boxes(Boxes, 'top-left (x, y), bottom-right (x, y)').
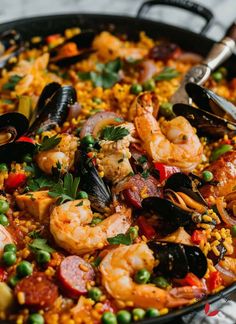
top-left (107, 233), bottom-right (132, 246)
top-left (138, 155), bottom-right (147, 164)
top-left (36, 135), bottom-right (61, 152)
top-left (28, 230), bottom-right (42, 239)
top-left (141, 170), bottom-right (150, 179)
top-left (101, 126), bottom-right (129, 141)
top-left (29, 238), bottom-right (55, 253)
top-left (48, 173), bottom-right (80, 204)
top-left (155, 67), bottom-right (179, 81)
top-left (92, 256), bottom-right (102, 267)
top-left (3, 75), bottom-right (23, 91)
top-left (27, 176), bottom-right (56, 191)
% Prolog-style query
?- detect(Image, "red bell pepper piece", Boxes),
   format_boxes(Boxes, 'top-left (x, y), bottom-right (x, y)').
top-left (153, 163), bottom-right (179, 182)
top-left (230, 78), bottom-right (236, 90)
top-left (46, 34), bottom-right (61, 44)
top-left (5, 173), bottom-right (27, 192)
top-left (191, 230), bottom-right (206, 245)
top-left (207, 271), bottom-right (222, 291)
top-left (137, 216), bottom-right (156, 239)
top-left (16, 136), bottom-right (34, 144)
top-left (0, 267), bottom-right (6, 282)
top-left (177, 272), bottom-right (203, 288)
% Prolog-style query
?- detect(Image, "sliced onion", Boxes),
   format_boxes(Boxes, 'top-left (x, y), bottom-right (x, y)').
top-left (177, 52), bottom-right (203, 64)
top-left (139, 59), bottom-right (157, 83)
top-left (68, 102), bottom-right (81, 121)
top-left (215, 196), bottom-right (236, 225)
top-left (80, 111), bottom-right (124, 138)
top-left (215, 264), bottom-right (235, 285)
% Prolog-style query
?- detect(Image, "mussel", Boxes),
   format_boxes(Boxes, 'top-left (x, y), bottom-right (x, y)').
top-left (148, 241), bottom-right (207, 278)
top-left (0, 112), bottom-right (34, 162)
top-left (0, 30), bottom-right (24, 69)
top-left (76, 151), bottom-right (112, 212)
top-left (27, 83), bottom-right (77, 136)
top-left (49, 31), bottom-right (96, 66)
top-left (173, 82), bottom-right (236, 138)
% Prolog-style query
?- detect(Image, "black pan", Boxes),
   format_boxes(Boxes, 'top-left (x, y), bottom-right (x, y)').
top-left (0, 0), bottom-right (236, 323)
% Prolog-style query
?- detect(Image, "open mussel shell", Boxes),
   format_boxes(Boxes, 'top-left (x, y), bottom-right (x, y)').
top-left (0, 112), bottom-right (29, 145)
top-left (186, 82), bottom-right (236, 121)
top-left (0, 30), bottom-right (24, 69)
top-left (0, 141), bottom-right (35, 163)
top-left (173, 103), bottom-right (236, 139)
top-left (34, 82), bottom-right (61, 117)
top-left (27, 84), bottom-right (76, 136)
top-left (76, 151), bottom-right (112, 212)
top-left (164, 172), bottom-right (207, 206)
top-left (148, 241), bottom-right (207, 278)
top-left (51, 49), bottom-right (96, 67)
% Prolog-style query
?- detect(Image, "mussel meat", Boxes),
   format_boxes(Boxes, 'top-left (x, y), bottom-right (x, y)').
top-left (27, 83), bottom-right (77, 136)
top-left (0, 30), bottom-right (24, 69)
top-left (49, 31), bottom-right (96, 66)
top-left (76, 151), bottom-right (112, 212)
top-left (173, 82), bottom-right (236, 138)
top-left (148, 241), bottom-right (207, 278)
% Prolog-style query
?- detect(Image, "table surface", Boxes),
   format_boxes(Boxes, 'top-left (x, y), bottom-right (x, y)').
top-left (1, 0), bottom-right (236, 323)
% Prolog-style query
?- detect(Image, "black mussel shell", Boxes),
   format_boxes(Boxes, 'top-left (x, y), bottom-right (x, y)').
top-left (186, 82), bottom-right (236, 121)
top-left (51, 49), bottom-right (95, 67)
top-left (173, 103), bottom-right (236, 139)
top-left (148, 241), bottom-right (188, 278)
top-left (164, 172), bottom-right (207, 206)
top-left (207, 243), bottom-right (227, 265)
top-left (27, 84), bottom-right (76, 136)
top-left (34, 82), bottom-right (61, 117)
top-left (0, 30), bottom-right (24, 69)
top-left (148, 241), bottom-right (207, 278)
top-left (0, 141), bottom-right (35, 163)
top-left (142, 196), bottom-right (194, 231)
top-left (77, 151), bottom-right (112, 212)
top-left (0, 112), bottom-right (29, 141)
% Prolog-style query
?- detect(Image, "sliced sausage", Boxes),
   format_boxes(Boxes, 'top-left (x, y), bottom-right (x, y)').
top-left (149, 43), bottom-right (181, 61)
top-left (15, 272), bottom-right (58, 309)
top-left (123, 174), bottom-right (162, 209)
top-left (200, 151), bottom-right (236, 199)
top-left (58, 256), bottom-right (95, 298)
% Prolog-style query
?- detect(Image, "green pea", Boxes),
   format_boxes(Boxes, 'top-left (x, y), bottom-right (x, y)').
top-left (212, 71), bottom-right (223, 82)
top-left (36, 250), bottom-right (51, 265)
top-left (202, 170), bottom-right (214, 182)
top-left (22, 154), bottom-right (33, 163)
top-left (0, 200), bottom-right (9, 214)
top-left (117, 310), bottom-right (132, 324)
top-left (88, 287), bottom-right (102, 301)
top-left (145, 308), bottom-right (159, 318)
top-left (81, 135), bottom-right (95, 147)
top-left (143, 79), bottom-right (155, 91)
top-left (27, 313), bottom-right (44, 324)
top-left (77, 191), bottom-right (88, 199)
top-left (132, 308), bottom-right (145, 321)
top-left (4, 243), bottom-right (17, 253)
top-left (134, 268), bottom-right (150, 284)
top-left (8, 274), bottom-right (20, 287)
top-left (128, 227), bottom-right (139, 240)
top-left (3, 251), bottom-right (16, 266)
top-left (210, 144), bottom-right (233, 161)
top-left (159, 102), bottom-right (175, 119)
top-left (231, 225), bottom-right (236, 237)
top-left (0, 214), bottom-right (9, 226)
top-left (152, 276), bottom-right (170, 289)
top-left (101, 311), bottom-right (117, 324)
top-left (93, 97), bottom-right (103, 104)
top-left (130, 84), bottom-right (143, 95)
top-left (16, 261), bottom-right (33, 278)
top-left (0, 163), bottom-right (8, 172)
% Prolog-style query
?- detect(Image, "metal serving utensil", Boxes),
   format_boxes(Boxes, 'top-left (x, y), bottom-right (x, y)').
top-left (170, 21), bottom-right (236, 104)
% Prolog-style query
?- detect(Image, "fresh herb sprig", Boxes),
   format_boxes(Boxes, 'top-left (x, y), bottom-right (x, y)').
top-left (36, 135), bottom-right (61, 152)
top-left (101, 125), bottom-right (129, 142)
top-left (155, 67), bottom-right (179, 81)
top-left (48, 173), bottom-right (80, 204)
top-left (29, 238), bottom-right (55, 253)
top-left (107, 233), bottom-right (133, 246)
top-left (3, 75), bottom-right (23, 91)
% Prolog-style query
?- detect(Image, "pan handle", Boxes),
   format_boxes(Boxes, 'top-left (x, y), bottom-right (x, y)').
top-left (137, 0), bottom-right (214, 34)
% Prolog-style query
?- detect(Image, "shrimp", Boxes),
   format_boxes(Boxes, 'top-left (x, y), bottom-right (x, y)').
top-left (134, 93), bottom-right (203, 171)
top-left (100, 242), bottom-right (205, 309)
top-left (0, 225), bottom-right (13, 257)
top-left (50, 199), bottom-right (131, 255)
top-left (92, 31), bottom-right (148, 61)
top-left (97, 123), bottom-right (135, 183)
top-left (35, 134), bottom-right (77, 174)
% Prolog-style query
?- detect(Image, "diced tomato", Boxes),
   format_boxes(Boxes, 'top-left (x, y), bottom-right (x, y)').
top-left (154, 163), bottom-right (180, 182)
top-left (230, 78), bottom-right (236, 90)
top-left (17, 136), bottom-right (34, 144)
top-left (191, 230), bottom-right (207, 245)
top-left (5, 173), bottom-right (27, 192)
top-left (137, 216), bottom-right (156, 239)
top-left (0, 267), bottom-right (6, 282)
top-left (207, 271), bottom-right (222, 291)
top-left (177, 272), bottom-right (203, 288)
top-left (46, 34), bottom-right (61, 44)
